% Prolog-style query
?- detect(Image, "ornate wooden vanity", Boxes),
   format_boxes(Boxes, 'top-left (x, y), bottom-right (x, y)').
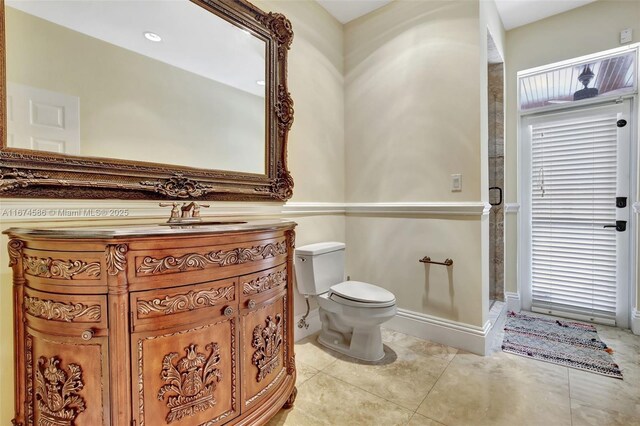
top-left (5, 220), bottom-right (297, 426)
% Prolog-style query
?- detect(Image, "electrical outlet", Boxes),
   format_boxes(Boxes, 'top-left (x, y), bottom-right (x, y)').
top-left (620, 28), bottom-right (632, 44)
top-left (451, 174), bottom-right (462, 192)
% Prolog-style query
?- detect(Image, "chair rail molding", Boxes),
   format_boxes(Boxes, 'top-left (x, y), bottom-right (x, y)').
top-left (284, 202), bottom-right (491, 216)
top-left (0, 199), bottom-right (283, 222)
top-left (344, 202), bottom-right (491, 216)
top-left (1, 200), bottom-right (493, 222)
top-left (280, 203), bottom-right (347, 215)
top-left (504, 203), bottom-right (520, 214)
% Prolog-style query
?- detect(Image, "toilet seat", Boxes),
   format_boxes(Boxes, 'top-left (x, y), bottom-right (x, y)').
top-left (329, 281), bottom-right (396, 308)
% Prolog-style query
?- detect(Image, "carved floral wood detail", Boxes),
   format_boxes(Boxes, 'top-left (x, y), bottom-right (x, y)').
top-left (255, 161), bottom-right (294, 200)
top-left (137, 241), bottom-right (287, 275)
top-left (0, 168), bottom-right (50, 193)
top-left (243, 270), bottom-right (286, 295)
top-left (35, 356), bottom-right (86, 426)
top-left (283, 386), bottom-right (297, 410)
top-left (105, 244), bottom-right (128, 276)
top-left (275, 85), bottom-right (294, 135)
top-left (23, 255), bottom-right (101, 280)
top-left (24, 296), bottom-right (101, 322)
top-left (139, 174), bottom-right (219, 199)
top-left (255, 12), bottom-right (293, 51)
top-left (287, 355), bottom-right (296, 376)
top-left (137, 286), bottom-right (235, 317)
top-left (157, 343), bottom-right (223, 424)
top-left (286, 229), bottom-right (295, 249)
top-left (8, 238), bottom-right (24, 267)
top-left (251, 315), bottom-right (283, 382)
top-left (26, 335), bottom-right (34, 426)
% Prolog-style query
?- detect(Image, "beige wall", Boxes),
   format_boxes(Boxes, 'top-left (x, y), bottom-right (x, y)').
top-left (7, 7), bottom-right (265, 173)
top-left (0, 1), bottom-right (346, 423)
top-left (346, 215), bottom-right (483, 325)
top-left (504, 0), bottom-right (640, 302)
top-left (345, 0), bottom-right (481, 202)
top-left (344, 0), bottom-right (489, 328)
top-left (258, 0), bottom-right (346, 203)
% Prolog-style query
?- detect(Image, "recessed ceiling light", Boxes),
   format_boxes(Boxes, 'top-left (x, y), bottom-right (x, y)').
top-left (256, 80), bottom-right (266, 86)
top-left (143, 31), bottom-right (162, 42)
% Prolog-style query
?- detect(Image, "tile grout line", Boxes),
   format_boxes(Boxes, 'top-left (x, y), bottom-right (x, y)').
top-left (314, 370), bottom-right (416, 418)
top-left (313, 340), bottom-right (452, 415)
top-left (412, 349), bottom-right (459, 422)
top-left (567, 367), bottom-right (574, 426)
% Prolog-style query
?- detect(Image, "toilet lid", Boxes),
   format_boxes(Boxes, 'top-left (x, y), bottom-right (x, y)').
top-left (330, 281), bottom-right (396, 305)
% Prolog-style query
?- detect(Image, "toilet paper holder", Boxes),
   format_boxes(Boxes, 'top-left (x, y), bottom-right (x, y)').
top-left (419, 256), bottom-right (453, 266)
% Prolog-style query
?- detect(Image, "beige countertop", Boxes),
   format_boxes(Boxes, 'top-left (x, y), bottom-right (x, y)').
top-left (3, 219), bottom-right (296, 239)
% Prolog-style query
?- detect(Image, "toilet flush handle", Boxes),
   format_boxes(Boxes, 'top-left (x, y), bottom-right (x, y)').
top-left (298, 257), bottom-right (306, 262)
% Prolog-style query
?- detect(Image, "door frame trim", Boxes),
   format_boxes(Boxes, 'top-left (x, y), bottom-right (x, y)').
top-left (517, 98), bottom-right (637, 328)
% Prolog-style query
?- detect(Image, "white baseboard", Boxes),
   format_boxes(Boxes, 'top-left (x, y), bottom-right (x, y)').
top-left (632, 309), bottom-right (640, 336)
top-left (294, 308), bottom-right (321, 341)
top-left (505, 292), bottom-right (521, 312)
top-left (385, 308), bottom-right (492, 355)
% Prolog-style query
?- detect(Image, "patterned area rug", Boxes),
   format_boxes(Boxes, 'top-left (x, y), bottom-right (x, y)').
top-left (502, 312), bottom-right (623, 379)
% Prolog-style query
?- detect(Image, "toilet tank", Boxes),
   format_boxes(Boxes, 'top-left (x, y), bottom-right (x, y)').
top-left (294, 242), bottom-right (346, 295)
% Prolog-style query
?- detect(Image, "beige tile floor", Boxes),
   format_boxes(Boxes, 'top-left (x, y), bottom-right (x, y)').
top-left (267, 314), bottom-right (640, 426)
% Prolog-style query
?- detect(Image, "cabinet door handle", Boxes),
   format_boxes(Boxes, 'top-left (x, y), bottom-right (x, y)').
top-left (81, 329), bottom-right (94, 341)
top-left (223, 306), bottom-right (234, 317)
top-left (248, 299), bottom-right (256, 309)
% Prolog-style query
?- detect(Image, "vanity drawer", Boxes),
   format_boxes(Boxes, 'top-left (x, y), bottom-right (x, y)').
top-left (21, 248), bottom-right (106, 294)
top-left (23, 287), bottom-right (108, 337)
top-left (131, 277), bottom-right (238, 332)
top-left (240, 263), bottom-right (288, 309)
top-left (128, 236), bottom-right (288, 290)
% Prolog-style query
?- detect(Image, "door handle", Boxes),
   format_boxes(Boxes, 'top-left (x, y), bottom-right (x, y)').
top-left (603, 221), bottom-right (626, 232)
top-left (489, 187), bottom-right (502, 206)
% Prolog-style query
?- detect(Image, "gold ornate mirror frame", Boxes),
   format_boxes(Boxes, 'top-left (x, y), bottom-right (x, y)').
top-left (0, 0), bottom-right (294, 201)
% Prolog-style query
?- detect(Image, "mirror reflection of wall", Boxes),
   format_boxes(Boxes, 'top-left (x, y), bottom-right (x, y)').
top-left (5, 1), bottom-right (267, 174)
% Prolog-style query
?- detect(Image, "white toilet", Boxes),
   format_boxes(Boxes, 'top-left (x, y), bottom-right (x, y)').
top-left (295, 242), bottom-right (396, 361)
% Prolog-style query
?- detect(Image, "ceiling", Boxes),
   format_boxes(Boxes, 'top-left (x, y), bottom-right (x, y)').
top-left (7, 0), bottom-right (266, 97)
top-left (316, 0), bottom-right (393, 24)
top-left (495, 0), bottom-right (598, 30)
top-left (317, 0), bottom-right (598, 29)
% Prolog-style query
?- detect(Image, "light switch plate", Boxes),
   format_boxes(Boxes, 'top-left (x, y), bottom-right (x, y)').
top-left (621, 28), bottom-right (632, 44)
top-left (451, 174), bottom-right (462, 192)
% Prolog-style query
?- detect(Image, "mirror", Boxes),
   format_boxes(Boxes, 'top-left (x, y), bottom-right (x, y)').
top-left (0, 0), bottom-right (294, 201)
top-left (6, 0), bottom-right (266, 174)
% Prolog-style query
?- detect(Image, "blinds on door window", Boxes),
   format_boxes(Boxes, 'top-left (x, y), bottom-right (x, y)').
top-left (530, 113), bottom-right (618, 323)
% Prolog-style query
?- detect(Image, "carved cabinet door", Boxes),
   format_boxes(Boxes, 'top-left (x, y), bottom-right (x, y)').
top-left (240, 291), bottom-right (287, 411)
top-left (25, 327), bottom-right (110, 426)
top-left (131, 313), bottom-right (239, 426)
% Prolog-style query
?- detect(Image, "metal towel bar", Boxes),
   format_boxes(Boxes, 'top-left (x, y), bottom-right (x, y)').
top-left (419, 256), bottom-right (453, 266)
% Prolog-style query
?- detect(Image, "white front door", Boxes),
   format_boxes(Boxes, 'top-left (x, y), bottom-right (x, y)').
top-left (522, 100), bottom-right (632, 326)
top-left (7, 82), bottom-right (80, 154)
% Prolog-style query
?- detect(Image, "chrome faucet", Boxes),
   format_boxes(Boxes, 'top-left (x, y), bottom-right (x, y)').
top-left (159, 202), bottom-right (210, 223)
